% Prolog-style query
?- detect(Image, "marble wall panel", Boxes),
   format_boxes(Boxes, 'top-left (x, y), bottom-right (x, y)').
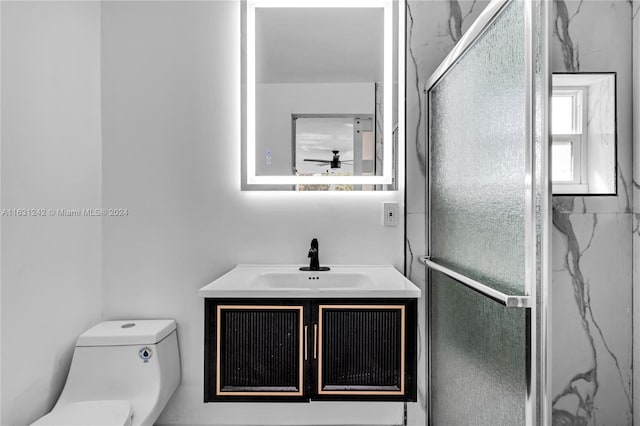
top-left (635, 1), bottom-right (640, 214)
top-left (552, 213), bottom-right (632, 424)
top-left (632, 1), bottom-right (639, 423)
top-left (634, 213), bottom-right (640, 425)
top-left (406, 212), bottom-right (426, 425)
top-left (550, 2), bottom-right (635, 425)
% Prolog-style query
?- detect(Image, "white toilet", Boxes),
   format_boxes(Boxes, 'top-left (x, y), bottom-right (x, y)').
top-left (32, 320), bottom-right (181, 426)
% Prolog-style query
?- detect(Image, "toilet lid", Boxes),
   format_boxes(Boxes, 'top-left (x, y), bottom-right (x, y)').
top-left (32, 400), bottom-right (132, 426)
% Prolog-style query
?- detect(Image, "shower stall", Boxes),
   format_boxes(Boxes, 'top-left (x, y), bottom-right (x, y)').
top-left (421, 0), bottom-right (551, 424)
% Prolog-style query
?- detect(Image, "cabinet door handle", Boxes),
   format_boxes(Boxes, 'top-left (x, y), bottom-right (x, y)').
top-left (313, 324), bottom-right (318, 359)
top-left (304, 325), bottom-right (308, 361)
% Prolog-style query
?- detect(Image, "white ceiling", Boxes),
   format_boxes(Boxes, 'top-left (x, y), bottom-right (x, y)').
top-left (255, 8), bottom-right (384, 84)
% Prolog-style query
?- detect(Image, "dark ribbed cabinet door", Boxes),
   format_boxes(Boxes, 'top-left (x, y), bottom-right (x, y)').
top-left (205, 302), bottom-right (307, 401)
top-left (315, 303), bottom-right (416, 401)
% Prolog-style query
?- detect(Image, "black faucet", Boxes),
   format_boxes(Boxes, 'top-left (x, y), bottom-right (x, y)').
top-left (300, 238), bottom-right (330, 271)
top-left (308, 238), bottom-right (320, 270)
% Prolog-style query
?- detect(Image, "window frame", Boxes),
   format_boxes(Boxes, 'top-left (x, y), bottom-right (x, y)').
top-left (551, 86), bottom-right (589, 193)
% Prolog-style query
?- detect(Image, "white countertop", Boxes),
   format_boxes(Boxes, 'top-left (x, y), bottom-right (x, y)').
top-left (199, 264), bottom-right (421, 299)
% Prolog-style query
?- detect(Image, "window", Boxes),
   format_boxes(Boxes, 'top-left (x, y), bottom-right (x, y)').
top-left (551, 87), bottom-right (588, 192)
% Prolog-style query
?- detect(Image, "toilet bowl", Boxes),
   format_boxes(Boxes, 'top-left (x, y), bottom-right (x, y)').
top-left (32, 320), bottom-right (181, 426)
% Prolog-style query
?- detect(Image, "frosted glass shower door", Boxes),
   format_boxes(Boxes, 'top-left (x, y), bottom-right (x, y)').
top-left (425, 0), bottom-right (550, 425)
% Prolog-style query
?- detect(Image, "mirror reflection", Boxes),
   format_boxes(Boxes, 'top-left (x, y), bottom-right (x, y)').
top-left (243, 1), bottom-right (400, 190)
top-left (293, 115), bottom-right (376, 191)
top-left (551, 73), bottom-right (617, 195)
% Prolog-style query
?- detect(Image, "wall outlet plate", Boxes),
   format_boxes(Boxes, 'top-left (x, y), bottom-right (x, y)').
top-left (383, 202), bottom-right (399, 227)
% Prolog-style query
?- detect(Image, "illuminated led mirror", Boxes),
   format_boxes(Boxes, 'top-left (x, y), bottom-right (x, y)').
top-left (552, 73), bottom-right (617, 195)
top-left (241, 0), bottom-right (403, 191)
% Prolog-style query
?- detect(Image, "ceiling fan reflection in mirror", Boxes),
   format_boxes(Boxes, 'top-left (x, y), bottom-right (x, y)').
top-left (303, 150), bottom-right (353, 170)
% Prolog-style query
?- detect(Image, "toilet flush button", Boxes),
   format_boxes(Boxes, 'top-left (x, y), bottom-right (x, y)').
top-left (138, 346), bottom-right (153, 363)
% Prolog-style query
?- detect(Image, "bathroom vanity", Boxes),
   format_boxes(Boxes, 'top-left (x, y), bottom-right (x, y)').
top-left (199, 265), bottom-right (420, 403)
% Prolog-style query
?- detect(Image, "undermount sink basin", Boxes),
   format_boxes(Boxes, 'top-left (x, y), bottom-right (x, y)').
top-left (199, 265), bottom-right (421, 298)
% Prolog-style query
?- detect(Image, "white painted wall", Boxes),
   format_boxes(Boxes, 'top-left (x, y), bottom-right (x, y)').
top-left (100, 2), bottom-right (404, 425)
top-left (0, 2), bottom-right (103, 425)
top-left (255, 83), bottom-right (375, 176)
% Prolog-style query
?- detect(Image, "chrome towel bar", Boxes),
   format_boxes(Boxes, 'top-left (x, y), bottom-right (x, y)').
top-left (418, 256), bottom-right (531, 308)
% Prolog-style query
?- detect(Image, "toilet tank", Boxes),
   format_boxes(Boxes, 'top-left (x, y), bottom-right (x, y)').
top-left (56, 320), bottom-right (181, 426)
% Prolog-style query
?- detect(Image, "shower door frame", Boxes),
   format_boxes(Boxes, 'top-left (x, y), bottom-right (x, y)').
top-left (423, 0), bottom-right (551, 425)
